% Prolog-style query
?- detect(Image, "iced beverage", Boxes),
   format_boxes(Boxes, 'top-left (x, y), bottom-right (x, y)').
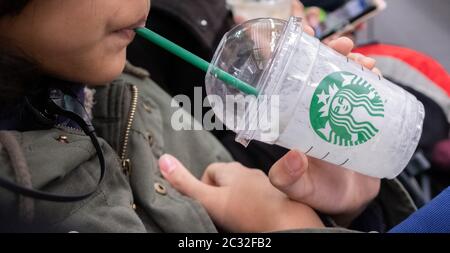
top-left (205, 17), bottom-right (424, 179)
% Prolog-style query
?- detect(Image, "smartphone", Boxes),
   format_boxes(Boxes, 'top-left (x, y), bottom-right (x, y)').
top-left (310, 0), bottom-right (386, 40)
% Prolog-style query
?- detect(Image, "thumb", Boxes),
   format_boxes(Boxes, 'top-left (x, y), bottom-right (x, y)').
top-left (268, 150), bottom-right (309, 196)
top-left (159, 154), bottom-right (211, 200)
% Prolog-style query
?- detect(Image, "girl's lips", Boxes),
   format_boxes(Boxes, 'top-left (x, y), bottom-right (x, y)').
top-left (112, 19), bottom-right (147, 43)
top-left (113, 18), bottom-right (147, 33)
top-left (114, 28), bottom-right (136, 41)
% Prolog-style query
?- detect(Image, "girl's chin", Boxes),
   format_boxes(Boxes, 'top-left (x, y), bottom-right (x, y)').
top-left (70, 64), bottom-right (126, 86)
top-left (88, 52), bottom-right (127, 85)
top-left (43, 49), bottom-right (127, 85)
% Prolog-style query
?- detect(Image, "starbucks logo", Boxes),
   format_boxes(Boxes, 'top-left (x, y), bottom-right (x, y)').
top-left (310, 71), bottom-right (385, 146)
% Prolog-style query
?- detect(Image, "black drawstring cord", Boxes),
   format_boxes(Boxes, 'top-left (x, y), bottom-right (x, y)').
top-left (0, 89), bottom-right (106, 202)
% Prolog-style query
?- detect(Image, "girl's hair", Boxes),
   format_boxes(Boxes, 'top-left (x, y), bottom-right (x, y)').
top-left (0, 0), bottom-right (39, 104)
top-left (0, 0), bottom-right (31, 17)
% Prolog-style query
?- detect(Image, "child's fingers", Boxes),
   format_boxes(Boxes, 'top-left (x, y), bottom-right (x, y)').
top-left (159, 154), bottom-right (215, 202)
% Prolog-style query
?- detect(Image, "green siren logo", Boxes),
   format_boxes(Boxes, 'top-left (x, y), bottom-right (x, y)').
top-left (310, 71), bottom-right (385, 146)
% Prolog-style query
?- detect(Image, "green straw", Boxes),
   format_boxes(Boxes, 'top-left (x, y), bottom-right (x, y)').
top-left (135, 27), bottom-right (259, 96)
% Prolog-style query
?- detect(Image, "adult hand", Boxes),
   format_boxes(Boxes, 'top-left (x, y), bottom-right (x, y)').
top-left (269, 150), bottom-right (381, 226)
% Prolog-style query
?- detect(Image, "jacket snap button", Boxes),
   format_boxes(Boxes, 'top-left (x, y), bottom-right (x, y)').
top-left (200, 19), bottom-right (208, 26)
top-left (131, 203), bottom-right (137, 210)
top-left (154, 182), bottom-right (167, 195)
top-left (143, 103), bottom-right (152, 113)
top-left (56, 135), bottom-right (69, 144)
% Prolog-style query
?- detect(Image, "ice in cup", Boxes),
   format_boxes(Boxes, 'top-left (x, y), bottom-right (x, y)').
top-left (205, 17), bottom-right (424, 179)
top-left (226, 0), bottom-right (292, 21)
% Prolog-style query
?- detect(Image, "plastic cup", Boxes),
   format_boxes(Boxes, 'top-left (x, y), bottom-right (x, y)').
top-left (227, 0), bottom-right (292, 21)
top-left (205, 17), bottom-right (425, 179)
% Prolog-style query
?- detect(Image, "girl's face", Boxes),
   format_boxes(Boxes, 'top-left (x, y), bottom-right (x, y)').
top-left (0, 0), bottom-right (151, 85)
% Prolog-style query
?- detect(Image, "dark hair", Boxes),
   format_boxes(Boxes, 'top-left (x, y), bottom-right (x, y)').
top-left (0, 0), bottom-right (39, 104)
top-left (0, 0), bottom-right (30, 17)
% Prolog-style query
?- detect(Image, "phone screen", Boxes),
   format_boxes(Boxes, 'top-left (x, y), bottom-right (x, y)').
top-left (311, 0), bottom-right (378, 40)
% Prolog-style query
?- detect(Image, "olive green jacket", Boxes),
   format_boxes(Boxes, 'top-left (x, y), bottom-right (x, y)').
top-left (0, 64), bottom-right (417, 232)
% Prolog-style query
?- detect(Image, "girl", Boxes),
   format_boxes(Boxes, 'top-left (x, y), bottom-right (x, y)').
top-left (0, 0), bottom-right (387, 232)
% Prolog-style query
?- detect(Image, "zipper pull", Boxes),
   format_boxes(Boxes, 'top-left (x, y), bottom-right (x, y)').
top-left (122, 159), bottom-right (132, 176)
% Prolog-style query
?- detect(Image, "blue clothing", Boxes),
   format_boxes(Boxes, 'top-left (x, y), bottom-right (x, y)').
top-left (389, 187), bottom-right (450, 233)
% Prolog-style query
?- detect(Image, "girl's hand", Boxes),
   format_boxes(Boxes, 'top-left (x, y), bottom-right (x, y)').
top-left (159, 154), bottom-right (324, 232)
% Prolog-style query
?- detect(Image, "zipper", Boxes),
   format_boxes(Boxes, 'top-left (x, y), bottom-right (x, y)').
top-left (120, 85), bottom-right (139, 175)
top-left (55, 124), bottom-right (85, 135)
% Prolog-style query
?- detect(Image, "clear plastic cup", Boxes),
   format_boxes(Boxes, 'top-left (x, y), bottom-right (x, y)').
top-left (226, 0), bottom-right (292, 21)
top-left (205, 17), bottom-right (425, 179)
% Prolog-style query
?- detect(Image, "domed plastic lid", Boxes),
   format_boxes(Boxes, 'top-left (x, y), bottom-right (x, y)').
top-left (205, 18), bottom-right (288, 133)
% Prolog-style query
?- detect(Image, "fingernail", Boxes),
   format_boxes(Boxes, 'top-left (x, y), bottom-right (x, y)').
top-left (284, 151), bottom-right (302, 176)
top-left (363, 57), bottom-right (376, 66)
top-left (160, 154), bottom-right (176, 175)
top-left (355, 54), bottom-right (363, 63)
